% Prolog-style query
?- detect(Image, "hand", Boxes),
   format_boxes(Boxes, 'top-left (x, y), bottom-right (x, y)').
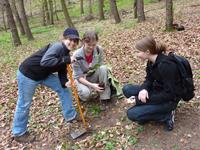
top-left (65, 81), bottom-right (71, 88)
top-left (126, 96), bottom-right (136, 105)
top-left (91, 83), bottom-right (104, 92)
top-left (71, 56), bottom-right (77, 63)
top-left (138, 89), bottom-right (149, 103)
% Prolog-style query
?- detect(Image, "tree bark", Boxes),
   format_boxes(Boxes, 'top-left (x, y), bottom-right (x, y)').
top-left (80, 0), bottom-right (84, 14)
top-left (1, 4), bottom-right (7, 32)
top-left (137, 0), bottom-right (145, 22)
top-left (1, 0), bottom-right (21, 46)
top-left (44, 0), bottom-right (50, 24)
top-left (98, 0), bottom-right (105, 20)
top-left (166, 0), bottom-right (173, 30)
top-left (109, 0), bottom-right (121, 23)
top-left (17, 0), bottom-right (34, 40)
top-left (133, 0), bottom-right (137, 18)
top-left (54, 0), bottom-right (59, 21)
top-left (10, 0), bottom-right (25, 35)
top-left (60, 0), bottom-right (74, 28)
top-left (48, 0), bottom-right (54, 24)
top-left (89, 0), bottom-right (93, 15)
top-left (42, 0), bottom-right (46, 26)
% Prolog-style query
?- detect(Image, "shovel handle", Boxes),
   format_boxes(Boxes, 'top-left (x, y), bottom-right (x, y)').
top-left (66, 64), bottom-right (88, 129)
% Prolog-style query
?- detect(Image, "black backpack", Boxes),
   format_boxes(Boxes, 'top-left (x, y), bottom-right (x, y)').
top-left (167, 52), bottom-right (195, 101)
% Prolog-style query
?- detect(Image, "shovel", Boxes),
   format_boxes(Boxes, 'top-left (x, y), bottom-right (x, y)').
top-left (66, 64), bottom-right (90, 139)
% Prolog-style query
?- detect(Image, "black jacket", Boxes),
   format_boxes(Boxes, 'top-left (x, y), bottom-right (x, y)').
top-left (136, 53), bottom-right (181, 105)
top-left (19, 42), bottom-right (71, 88)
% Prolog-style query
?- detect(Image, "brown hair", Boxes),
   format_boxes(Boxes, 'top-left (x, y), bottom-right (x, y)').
top-left (82, 31), bottom-right (98, 43)
top-left (135, 36), bottom-right (166, 54)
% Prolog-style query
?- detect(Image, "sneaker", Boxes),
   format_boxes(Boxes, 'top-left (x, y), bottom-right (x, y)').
top-left (14, 131), bottom-right (35, 143)
top-left (67, 114), bottom-right (82, 123)
top-left (165, 110), bottom-right (175, 131)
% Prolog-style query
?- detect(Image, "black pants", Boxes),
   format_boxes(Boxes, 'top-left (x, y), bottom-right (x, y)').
top-left (123, 84), bottom-right (178, 123)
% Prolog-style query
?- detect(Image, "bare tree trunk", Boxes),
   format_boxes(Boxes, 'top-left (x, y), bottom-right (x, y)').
top-left (80, 0), bottom-right (84, 14)
top-left (89, 0), bottom-right (93, 15)
top-left (42, 0), bottom-right (46, 26)
top-left (49, 0), bottom-right (54, 24)
top-left (133, 0), bottom-right (137, 18)
top-left (1, 5), bottom-right (7, 32)
top-left (137, 0), bottom-right (145, 22)
top-left (17, 0), bottom-right (34, 40)
top-left (29, 0), bottom-right (32, 17)
top-left (60, 0), bottom-right (74, 28)
top-left (54, 0), bottom-right (59, 21)
top-left (44, 0), bottom-right (50, 24)
top-left (1, 0), bottom-right (21, 46)
top-left (109, 0), bottom-right (121, 23)
top-left (166, 0), bottom-right (173, 30)
top-left (10, 0), bottom-right (25, 35)
top-left (98, 0), bottom-right (105, 20)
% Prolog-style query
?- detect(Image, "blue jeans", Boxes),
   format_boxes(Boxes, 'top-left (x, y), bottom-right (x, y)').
top-left (12, 70), bottom-right (77, 136)
top-left (123, 84), bottom-right (178, 123)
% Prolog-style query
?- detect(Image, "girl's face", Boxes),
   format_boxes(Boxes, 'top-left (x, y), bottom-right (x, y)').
top-left (83, 40), bottom-right (97, 54)
top-left (136, 51), bottom-right (149, 60)
top-left (63, 38), bottom-right (79, 51)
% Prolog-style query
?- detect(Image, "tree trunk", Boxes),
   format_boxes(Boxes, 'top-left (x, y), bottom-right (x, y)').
top-left (60, 0), bottom-right (74, 28)
top-left (44, 0), bottom-right (50, 24)
top-left (42, 0), bottom-right (46, 26)
top-left (48, 0), bottom-right (54, 24)
top-left (29, 0), bottom-right (32, 17)
top-left (1, 5), bottom-right (7, 32)
top-left (89, 0), bottom-right (93, 15)
top-left (10, 0), bottom-right (25, 35)
top-left (98, 0), bottom-right (105, 20)
top-left (1, 0), bottom-right (21, 46)
top-left (80, 0), bottom-right (84, 14)
top-left (133, 0), bottom-right (137, 18)
top-left (137, 0), bottom-right (145, 22)
top-left (54, 0), bottom-right (59, 21)
top-left (17, 0), bottom-right (34, 40)
top-left (109, 0), bottom-right (121, 23)
top-left (166, 0), bottom-right (173, 30)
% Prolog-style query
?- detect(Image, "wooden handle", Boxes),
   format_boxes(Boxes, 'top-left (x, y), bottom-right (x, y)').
top-left (66, 64), bottom-right (88, 129)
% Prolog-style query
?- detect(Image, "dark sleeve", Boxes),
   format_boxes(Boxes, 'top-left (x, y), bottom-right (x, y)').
top-left (140, 62), bottom-right (154, 91)
top-left (40, 43), bottom-right (71, 67)
top-left (58, 65), bottom-right (68, 88)
top-left (146, 62), bottom-right (177, 104)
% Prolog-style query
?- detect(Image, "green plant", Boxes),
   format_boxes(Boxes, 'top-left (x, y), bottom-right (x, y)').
top-left (128, 136), bottom-right (138, 145)
top-left (88, 104), bottom-right (101, 116)
top-left (136, 125), bottom-right (144, 133)
top-left (104, 141), bottom-right (115, 150)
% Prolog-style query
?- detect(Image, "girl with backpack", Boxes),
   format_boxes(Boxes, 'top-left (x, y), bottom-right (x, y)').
top-left (123, 36), bottom-right (181, 131)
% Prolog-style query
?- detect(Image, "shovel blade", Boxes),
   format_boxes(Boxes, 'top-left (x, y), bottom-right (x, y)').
top-left (70, 128), bottom-right (87, 140)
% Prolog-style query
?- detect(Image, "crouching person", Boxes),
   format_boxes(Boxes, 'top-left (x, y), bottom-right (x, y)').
top-left (72, 30), bottom-right (111, 110)
top-left (123, 36), bottom-right (181, 131)
top-left (12, 28), bottom-right (80, 143)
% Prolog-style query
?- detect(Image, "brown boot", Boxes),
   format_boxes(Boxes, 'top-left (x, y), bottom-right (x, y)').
top-left (14, 132), bottom-right (35, 143)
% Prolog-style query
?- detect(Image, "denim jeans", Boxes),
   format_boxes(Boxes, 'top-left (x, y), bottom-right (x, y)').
top-left (12, 70), bottom-right (77, 136)
top-left (123, 84), bottom-right (178, 123)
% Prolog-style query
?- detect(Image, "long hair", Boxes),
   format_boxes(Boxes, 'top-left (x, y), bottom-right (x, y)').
top-left (135, 36), bottom-right (167, 54)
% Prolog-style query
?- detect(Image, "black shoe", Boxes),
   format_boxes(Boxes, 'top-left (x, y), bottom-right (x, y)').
top-left (14, 131), bottom-right (35, 143)
top-left (165, 111), bottom-right (175, 131)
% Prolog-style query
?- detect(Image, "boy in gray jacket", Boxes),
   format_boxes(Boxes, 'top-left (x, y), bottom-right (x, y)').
top-left (72, 31), bottom-right (111, 110)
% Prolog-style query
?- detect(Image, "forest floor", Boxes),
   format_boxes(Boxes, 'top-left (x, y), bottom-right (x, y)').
top-left (0, 0), bottom-right (200, 149)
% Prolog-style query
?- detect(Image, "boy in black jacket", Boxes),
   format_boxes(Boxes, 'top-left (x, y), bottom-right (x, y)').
top-left (123, 36), bottom-right (181, 131)
top-left (13, 28), bottom-right (80, 143)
